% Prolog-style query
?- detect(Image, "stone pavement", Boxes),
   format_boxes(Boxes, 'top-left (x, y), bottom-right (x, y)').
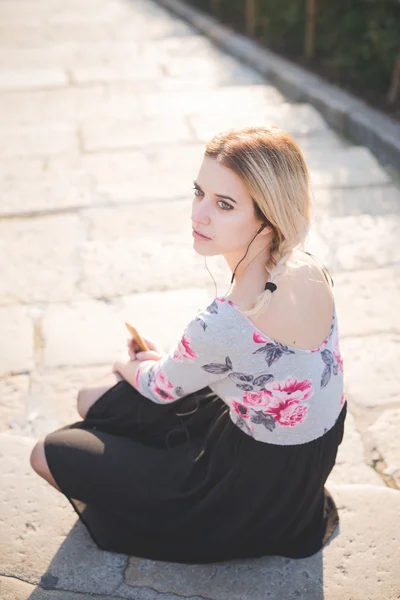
top-left (0, 0), bottom-right (399, 598)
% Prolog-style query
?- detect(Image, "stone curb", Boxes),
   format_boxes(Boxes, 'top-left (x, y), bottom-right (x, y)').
top-left (156, 0), bottom-right (400, 172)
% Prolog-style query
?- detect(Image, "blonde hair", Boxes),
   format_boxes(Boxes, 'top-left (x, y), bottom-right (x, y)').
top-left (205, 126), bottom-right (312, 317)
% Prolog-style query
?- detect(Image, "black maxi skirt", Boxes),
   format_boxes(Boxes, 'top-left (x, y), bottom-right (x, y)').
top-left (44, 380), bottom-right (347, 564)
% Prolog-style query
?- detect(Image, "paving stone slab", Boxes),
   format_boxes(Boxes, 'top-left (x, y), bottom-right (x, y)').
top-left (189, 102), bottom-right (330, 140)
top-left (0, 0), bottom-right (130, 20)
top-left (71, 41), bottom-right (141, 65)
top-left (0, 156), bottom-right (45, 179)
top-left (0, 305), bottom-right (35, 376)
top-left (0, 23), bottom-right (115, 46)
top-left (0, 85), bottom-right (140, 125)
top-left (164, 52), bottom-right (252, 76)
top-left (327, 410), bottom-right (383, 486)
top-left (333, 266), bottom-right (400, 337)
top-left (154, 66), bottom-right (265, 91)
top-left (0, 171), bottom-right (102, 217)
top-left (0, 576), bottom-right (122, 600)
top-left (305, 146), bottom-right (391, 188)
top-left (0, 67), bottom-right (68, 91)
top-left (1, 149), bottom-right (154, 216)
top-left (368, 409), bottom-right (400, 487)
top-left (0, 434), bottom-right (127, 593)
top-left (312, 185), bottom-right (400, 219)
top-left (41, 298), bottom-right (125, 369)
top-left (0, 374), bottom-right (30, 433)
top-left (81, 115), bottom-right (193, 152)
top-left (156, 52), bottom-right (266, 88)
top-left (2, 366), bottom-right (108, 439)
top-left (147, 142), bottom-right (205, 175)
top-left (310, 214), bottom-right (400, 272)
top-left (138, 85), bottom-right (285, 117)
top-left (340, 334), bottom-right (400, 408)
top-left (0, 123), bottom-right (78, 159)
top-left (0, 214), bottom-right (81, 305)
top-left (82, 199), bottom-right (194, 238)
top-left (108, 19), bottom-right (196, 41)
top-left (47, 150), bottom-right (190, 206)
top-left (70, 57), bottom-right (162, 85)
top-left (28, 366), bottom-right (112, 436)
top-left (140, 33), bottom-right (219, 59)
top-left (41, 288), bottom-right (215, 368)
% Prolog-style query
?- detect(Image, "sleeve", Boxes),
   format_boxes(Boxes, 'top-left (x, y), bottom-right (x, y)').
top-left (134, 300), bottom-right (233, 403)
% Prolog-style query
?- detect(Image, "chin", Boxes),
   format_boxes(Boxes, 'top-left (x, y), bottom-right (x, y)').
top-left (192, 240), bottom-right (219, 257)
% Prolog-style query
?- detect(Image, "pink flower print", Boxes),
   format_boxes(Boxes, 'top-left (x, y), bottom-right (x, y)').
top-left (150, 368), bottom-right (175, 402)
top-left (311, 341), bottom-right (326, 354)
top-left (231, 400), bottom-right (250, 419)
top-left (265, 377), bottom-right (314, 403)
top-left (340, 393), bottom-right (345, 409)
top-left (253, 331), bottom-right (269, 344)
top-left (264, 397), bottom-right (309, 426)
top-left (333, 334), bottom-right (343, 374)
top-left (242, 389), bottom-right (273, 408)
top-left (172, 333), bottom-right (198, 362)
top-left (230, 398), bottom-right (255, 433)
top-left (246, 377), bottom-right (313, 427)
top-left (134, 363), bottom-right (142, 390)
top-left (216, 297), bottom-right (235, 307)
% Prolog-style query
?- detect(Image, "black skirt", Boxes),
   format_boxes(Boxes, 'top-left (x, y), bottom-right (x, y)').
top-left (44, 380), bottom-right (347, 563)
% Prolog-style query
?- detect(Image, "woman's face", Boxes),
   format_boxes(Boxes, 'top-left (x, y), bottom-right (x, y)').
top-left (191, 156), bottom-right (268, 261)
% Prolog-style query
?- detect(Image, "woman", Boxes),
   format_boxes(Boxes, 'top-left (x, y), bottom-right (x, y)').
top-left (30, 126), bottom-right (346, 563)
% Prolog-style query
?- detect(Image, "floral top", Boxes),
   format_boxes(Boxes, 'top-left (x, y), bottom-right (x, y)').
top-left (134, 296), bottom-right (345, 445)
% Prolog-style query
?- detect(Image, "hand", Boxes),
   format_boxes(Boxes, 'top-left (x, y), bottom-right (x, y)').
top-left (126, 334), bottom-right (164, 362)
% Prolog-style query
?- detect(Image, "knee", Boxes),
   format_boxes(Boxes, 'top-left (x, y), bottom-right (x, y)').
top-left (29, 437), bottom-right (47, 474)
top-left (29, 437), bottom-right (61, 492)
top-left (76, 389), bottom-right (88, 419)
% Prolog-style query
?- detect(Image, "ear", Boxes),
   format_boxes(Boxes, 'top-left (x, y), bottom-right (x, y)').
top-left (260, 224), bottom-right (273, 235)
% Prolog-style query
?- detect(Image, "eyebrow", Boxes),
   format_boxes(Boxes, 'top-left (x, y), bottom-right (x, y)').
top-left (193, 180), bottom-right (238, 204)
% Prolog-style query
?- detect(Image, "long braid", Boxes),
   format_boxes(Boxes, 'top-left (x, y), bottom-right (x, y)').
top-left (242, 236), bottom-right (294, 317)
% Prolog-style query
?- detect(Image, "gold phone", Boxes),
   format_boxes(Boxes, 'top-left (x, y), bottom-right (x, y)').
top-left (124, 322), bottom-right (150, 352)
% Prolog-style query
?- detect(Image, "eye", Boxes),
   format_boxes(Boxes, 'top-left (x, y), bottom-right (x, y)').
top-left (217, 200), bottom-right (234, 211)
top-left (193, 186), bottom-right (203, 197)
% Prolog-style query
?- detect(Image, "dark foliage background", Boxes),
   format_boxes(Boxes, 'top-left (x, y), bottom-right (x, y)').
top-left (187, 0), bottom-right (400, 119)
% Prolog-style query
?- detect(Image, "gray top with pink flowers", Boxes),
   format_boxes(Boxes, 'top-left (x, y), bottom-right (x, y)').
top-left (134, 296), bottom-right (345, 445)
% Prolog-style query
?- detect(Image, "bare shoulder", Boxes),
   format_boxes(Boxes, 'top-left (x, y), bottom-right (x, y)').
top-left (251, 251), bottom-right (335, 350)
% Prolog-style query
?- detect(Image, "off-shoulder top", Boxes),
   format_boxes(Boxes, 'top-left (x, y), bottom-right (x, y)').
top-left (134, 296), bottom-right (345, 445)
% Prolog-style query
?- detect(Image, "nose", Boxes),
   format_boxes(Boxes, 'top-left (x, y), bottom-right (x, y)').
top-left (191, 197), bottom-right (211, 227)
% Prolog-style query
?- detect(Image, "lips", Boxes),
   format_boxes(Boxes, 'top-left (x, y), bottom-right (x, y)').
top-left (193, 228), bottom-right (211, 240)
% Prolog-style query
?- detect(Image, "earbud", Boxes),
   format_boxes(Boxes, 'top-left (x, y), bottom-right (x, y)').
top-left (257, 223), bottom-right (266, 234)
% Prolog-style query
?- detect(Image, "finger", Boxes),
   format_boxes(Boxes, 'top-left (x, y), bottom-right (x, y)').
top-left (141, 336), bottom-right (158, 350)
top-left (127, 339), bottom-right (140, 352)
